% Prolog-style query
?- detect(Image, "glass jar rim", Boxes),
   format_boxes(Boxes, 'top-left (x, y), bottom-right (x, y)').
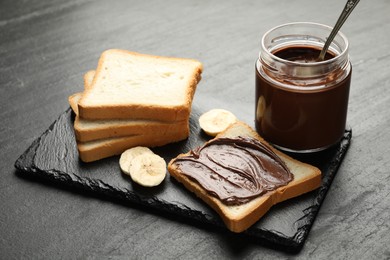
top-left (260, 22), bottom-right (349, 67)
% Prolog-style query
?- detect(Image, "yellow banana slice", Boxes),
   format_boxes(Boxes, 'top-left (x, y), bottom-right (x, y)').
top-left (119, 146), bottom-right (153, 175)
top-left (199, 109), bottom-right (237, 136)
top-left (129, 153), bottom-right (167, 187)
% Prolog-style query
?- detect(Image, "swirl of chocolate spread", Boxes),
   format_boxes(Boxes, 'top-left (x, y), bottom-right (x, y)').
top-left (172, 136), bottom-right (293, 205)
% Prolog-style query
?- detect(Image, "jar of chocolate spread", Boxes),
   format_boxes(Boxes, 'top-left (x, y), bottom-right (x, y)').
top-left (255, 22), bottom-right (351, 152)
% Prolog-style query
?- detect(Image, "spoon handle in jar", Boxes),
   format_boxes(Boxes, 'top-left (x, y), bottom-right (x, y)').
top-left (318, 0), bottom-right (360, 61)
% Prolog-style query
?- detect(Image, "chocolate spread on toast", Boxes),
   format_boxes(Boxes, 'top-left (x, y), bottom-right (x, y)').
top-left (172, 137), bottom-right (293, 205)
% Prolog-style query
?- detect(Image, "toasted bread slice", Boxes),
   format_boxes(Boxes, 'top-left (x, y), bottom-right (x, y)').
top-left (69, 93), bottom-right (188, 142)
top-left (168, 121), bottom-right (321, 233)
top-left (83, 69), bottom-right (95, 89)
top-left (68, 70), bottom-right (96, 116)
top-left (78, 127), bottom-right (189, 162)
top-left (78, 49), bottom-right (203, 121)
top-left (69, 71), bottom-right (188, 142)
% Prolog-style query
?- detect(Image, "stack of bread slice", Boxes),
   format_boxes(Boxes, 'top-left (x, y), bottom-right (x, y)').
top-left (68, 49), bottom-right (203, 162)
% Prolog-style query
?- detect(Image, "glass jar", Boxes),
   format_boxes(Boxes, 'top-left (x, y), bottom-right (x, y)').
top-left (255, 22), bottom-right (351, 152)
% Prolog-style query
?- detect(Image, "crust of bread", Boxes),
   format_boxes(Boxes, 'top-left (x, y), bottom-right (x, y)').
top-left (74, 117), bottom-right (189, 142)
top-left (78, 128), bottom-right (189, 162)
top-left (167, 121), bottom-right (321, 233)
top-left (78, 49), bottom-right (203, 121)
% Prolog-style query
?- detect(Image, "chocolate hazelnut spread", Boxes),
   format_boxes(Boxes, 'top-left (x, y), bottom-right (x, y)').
top-left (255, 46), bottom-right (351, 151)
top-left (172, 137), bottom-right (293, 206)
top-left (255, 22), bottom-right (352, 152)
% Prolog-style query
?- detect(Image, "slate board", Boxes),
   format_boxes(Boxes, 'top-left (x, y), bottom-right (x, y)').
top-left (14, 107), bottom-right (351, 252)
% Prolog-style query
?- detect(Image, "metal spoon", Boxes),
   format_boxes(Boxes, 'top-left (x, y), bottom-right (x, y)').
top-left (318, 0), bottom-right (360, 61)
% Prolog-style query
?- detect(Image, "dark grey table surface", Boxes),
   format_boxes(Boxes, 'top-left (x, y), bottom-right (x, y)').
top-left (1, 0), bottom-right (389, 259)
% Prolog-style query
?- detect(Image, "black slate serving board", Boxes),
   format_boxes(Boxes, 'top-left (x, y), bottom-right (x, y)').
top-left (14, 107), bottom-right (351, 252)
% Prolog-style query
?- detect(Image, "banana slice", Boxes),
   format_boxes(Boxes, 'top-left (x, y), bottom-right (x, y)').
top-left (119, 146), bottom-right (153, 175)
top-left (199, 109), bottom-right (237, 136)
top-left (129, 153), bottom-right (167, 187)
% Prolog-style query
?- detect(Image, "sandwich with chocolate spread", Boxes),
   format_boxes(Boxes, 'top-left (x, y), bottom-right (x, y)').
top-left (168, 121), bottom-right (321, 233)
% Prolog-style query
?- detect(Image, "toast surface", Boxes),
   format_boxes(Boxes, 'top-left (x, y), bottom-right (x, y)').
top-left (168, 121), bottom-right (321, 233)
top-left (78, 49), bottom-right (203, 121)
